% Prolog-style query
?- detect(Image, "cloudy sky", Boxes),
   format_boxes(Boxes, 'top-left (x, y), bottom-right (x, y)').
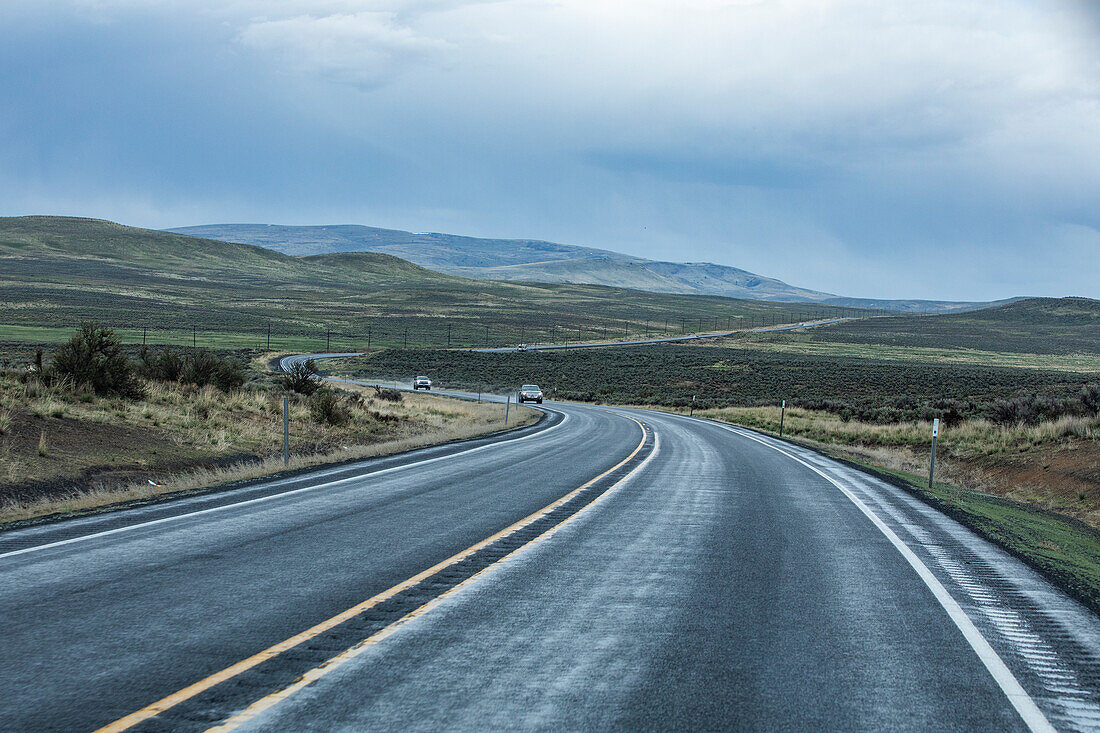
top-left (2, 1), bottom-right (1098, 300)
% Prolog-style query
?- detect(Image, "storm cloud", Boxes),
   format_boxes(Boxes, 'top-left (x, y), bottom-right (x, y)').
top-left (1, 0), bottom-right (1097, 300)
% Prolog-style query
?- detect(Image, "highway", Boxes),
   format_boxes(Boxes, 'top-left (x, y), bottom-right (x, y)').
top-left (473, 318), bottom-right (854, 352)
top-left (2, 372), bottom-right (1100, 730)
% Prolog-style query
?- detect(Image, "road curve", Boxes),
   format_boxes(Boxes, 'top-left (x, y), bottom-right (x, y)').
top-left (2, 369), bottom-right (1099, 730)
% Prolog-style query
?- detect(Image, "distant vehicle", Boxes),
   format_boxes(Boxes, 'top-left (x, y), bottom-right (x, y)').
top-left (516, 343), bottom-right (528, 352)
top-left (518, 384), bottom-right (543, 404)
top-left (413, 375), bottom-right (432, 390)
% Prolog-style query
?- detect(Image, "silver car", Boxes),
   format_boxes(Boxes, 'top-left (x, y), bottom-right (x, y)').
top-left (518, 384), bottom-right (543, 404)
top-left (413, 375), bottom-right (432, 390)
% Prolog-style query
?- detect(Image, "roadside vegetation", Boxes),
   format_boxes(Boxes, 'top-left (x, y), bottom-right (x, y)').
top-left (331, 343), bottom-right (1097, 423)
top-left (0, 324), bottom-right (535, 524)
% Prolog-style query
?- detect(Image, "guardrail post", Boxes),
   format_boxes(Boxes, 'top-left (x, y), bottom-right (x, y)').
top-left (504, 394), bottom-right (510, 425)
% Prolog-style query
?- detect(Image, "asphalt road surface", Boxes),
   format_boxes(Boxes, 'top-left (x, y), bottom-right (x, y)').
top-left (3, 376), bottom-right (1100, 730)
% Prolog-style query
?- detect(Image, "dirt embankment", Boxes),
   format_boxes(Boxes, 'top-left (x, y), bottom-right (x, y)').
top-left (0, 373), bottom-right (535, 524)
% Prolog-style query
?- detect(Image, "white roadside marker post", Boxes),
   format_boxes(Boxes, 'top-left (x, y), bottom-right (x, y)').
top-left (779, 400), bottom-right (786, 438)
top-left (690, 394), bottom-right (696, 418)
top-left (928, 417), bottom-right (940, 489)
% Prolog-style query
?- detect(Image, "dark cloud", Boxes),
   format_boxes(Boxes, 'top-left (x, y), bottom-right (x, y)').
top-left (0, 1), bottom-right (1097, 300)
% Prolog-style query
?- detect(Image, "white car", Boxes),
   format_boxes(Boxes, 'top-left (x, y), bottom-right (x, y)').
top-left (518, 384), bottom-right (543, 404)
top-left (413, 376), bottom-right (432, 390)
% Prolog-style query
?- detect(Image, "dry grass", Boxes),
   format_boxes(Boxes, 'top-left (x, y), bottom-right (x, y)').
top-left (633, 402), bottom-right (1100, 525)
top-left (0, 369), bottom-right (537, 524)
top-left (682, 404), bottom-right (1098, 456)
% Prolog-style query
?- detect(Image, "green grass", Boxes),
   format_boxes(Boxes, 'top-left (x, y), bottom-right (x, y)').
top-left (842, 459), bottom-right (1100, 614)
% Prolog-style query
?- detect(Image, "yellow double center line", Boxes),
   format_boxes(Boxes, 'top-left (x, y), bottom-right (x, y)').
top-left (98, 415), bottom-right (651, 733)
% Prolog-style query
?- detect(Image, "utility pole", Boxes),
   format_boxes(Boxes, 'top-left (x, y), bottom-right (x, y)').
top-left (142, 326), bottom-right (147, 346)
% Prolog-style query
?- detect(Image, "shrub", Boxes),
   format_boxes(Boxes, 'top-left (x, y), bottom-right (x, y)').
top-left (139, 346), bottom-right (184, 382)
top-left (284, 359), bottom-right (321, 395)
top-left (309, 388), bottom-right (348, 426)
top-left (50, 322), bottom-right (143, 398)
top-left (184, 349), bottom-right (246, 393)
top-left (140, 347), bottom-right (246, 393)
top-left (1081, 384), bottom-right (1100, 416)
top-left (372, 385), bottom-right (403, 402)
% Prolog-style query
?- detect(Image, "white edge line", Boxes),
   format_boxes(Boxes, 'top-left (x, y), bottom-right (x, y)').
top-left (712, 421), bottom-right (1055, 733)
top-left (209, 426), bottom-right (660, 731)
top-left (0, 410), bottom-right (571, 562)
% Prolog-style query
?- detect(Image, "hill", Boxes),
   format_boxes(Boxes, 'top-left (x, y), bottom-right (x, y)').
top-left (169, 223), bottom-right (632, 269)
top-left (168, 223), bottom-right (990, 313)
top-left (0, 216), bottom-right (873, 352)
top-left (791, 297), bottom-right (1100, 356)
top-left (445, 257), bottom-right (829, 302)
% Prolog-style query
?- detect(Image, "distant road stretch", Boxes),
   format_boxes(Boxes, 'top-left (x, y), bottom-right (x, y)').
top-left (2, 351), bottom-right (1099, 731)
top-left (473, 317), bottom-right (852, 352)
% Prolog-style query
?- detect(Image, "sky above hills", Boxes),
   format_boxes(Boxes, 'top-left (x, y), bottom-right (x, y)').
top-left (2, 1), bottom-right (1098, 301)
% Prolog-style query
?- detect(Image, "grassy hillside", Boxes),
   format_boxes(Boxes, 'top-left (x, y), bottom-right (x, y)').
top-left (2, 216), bottom-right (300, 274)
top-left (791, 297), bottom-right (1100, 356)
top-left (0, 216), bottom-right (873, 352)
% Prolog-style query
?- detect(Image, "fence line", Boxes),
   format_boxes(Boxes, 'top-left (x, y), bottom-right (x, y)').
top-left (9, 307), bottom-right (877, 353)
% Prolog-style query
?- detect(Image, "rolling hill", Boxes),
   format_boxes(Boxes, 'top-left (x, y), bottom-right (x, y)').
top-left (792, 297), bottom-right (1100, 356)
top-left (0, 216), bottom-right (874, 351)
top-left (170, 223), bottom-right (1002, 313)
